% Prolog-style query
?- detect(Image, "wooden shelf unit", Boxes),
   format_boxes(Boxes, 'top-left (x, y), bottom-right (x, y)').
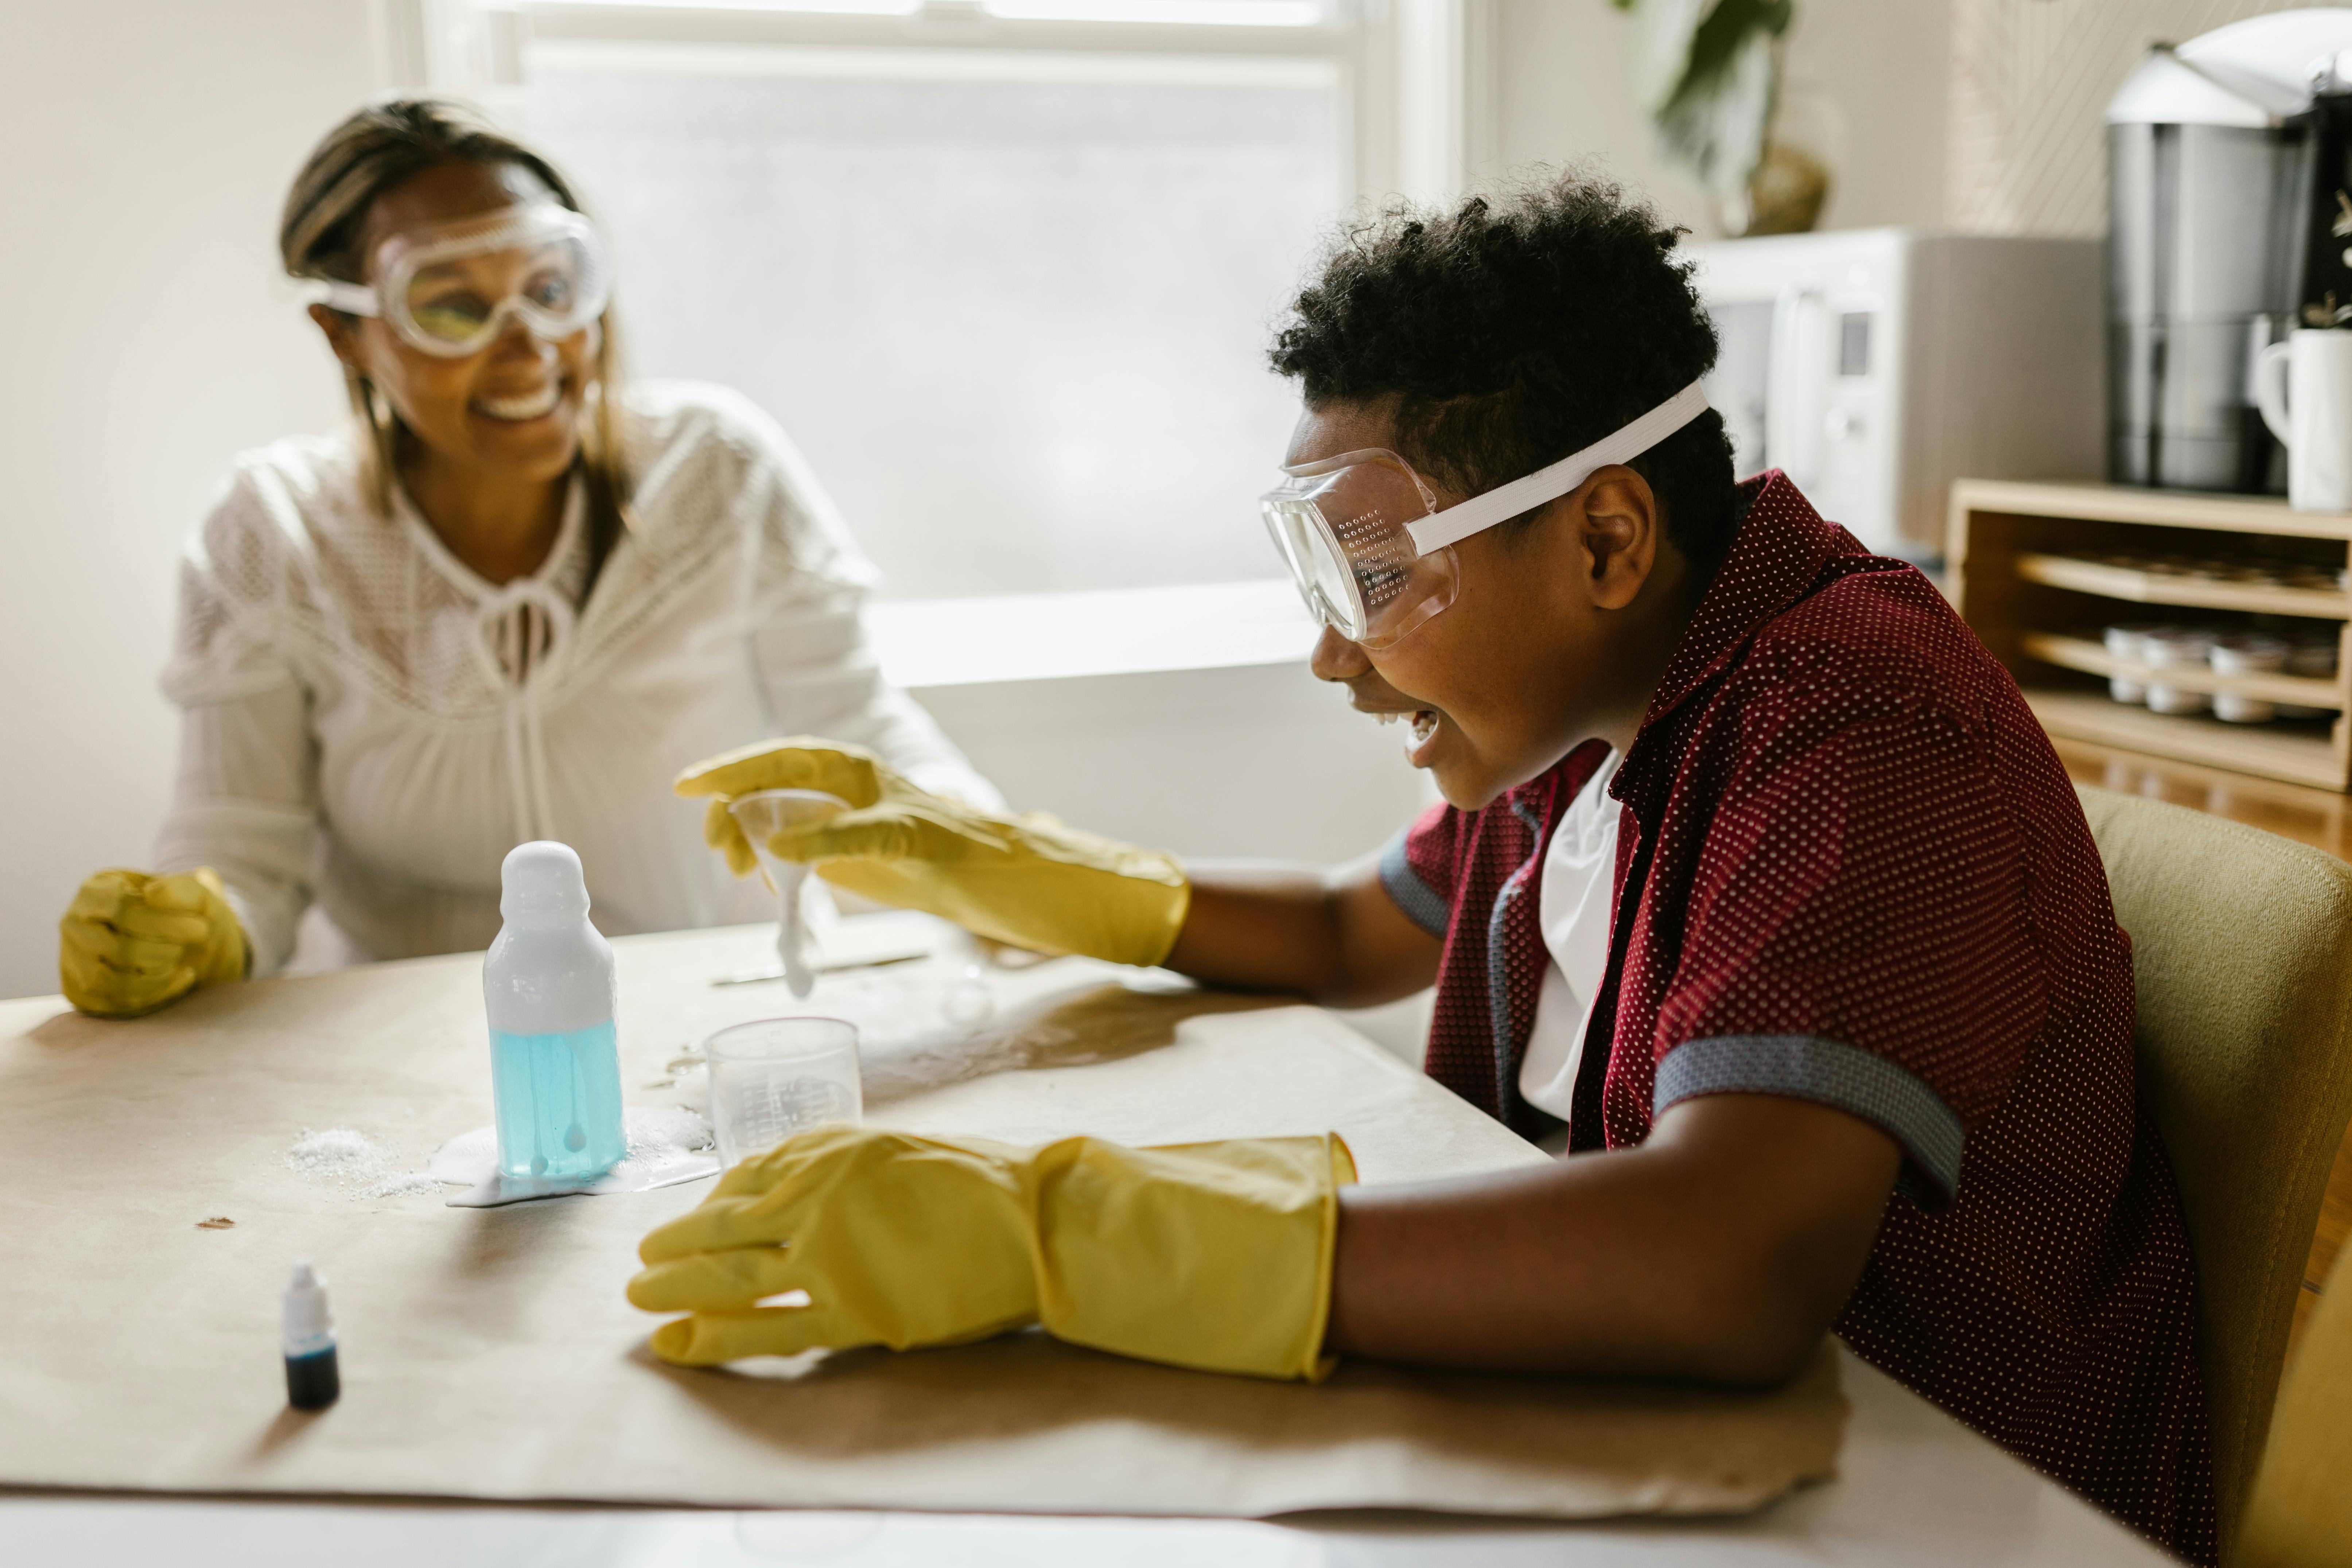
top-left (1950, 480), bottom-right (2352, 791)
top-left (2020, 633), bottom-right (2344, 709)
top-left (2012, 552), bottom-right (2352, 619)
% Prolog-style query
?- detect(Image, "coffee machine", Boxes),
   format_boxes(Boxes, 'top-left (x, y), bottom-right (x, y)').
top-left (2108, 8), bottom-right (2352, 492)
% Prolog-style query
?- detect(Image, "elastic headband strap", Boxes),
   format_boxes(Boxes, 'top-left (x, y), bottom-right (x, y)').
top-left (302, 279), bottom-right (380, 316)
top-left (1405, 381), bottom-right (1711, 555)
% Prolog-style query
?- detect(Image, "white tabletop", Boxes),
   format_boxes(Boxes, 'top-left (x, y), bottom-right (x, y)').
top-left (0, 1357), bottom-right (2165, 1568)
top-left (0, 919), bottom-right (2171, 1567)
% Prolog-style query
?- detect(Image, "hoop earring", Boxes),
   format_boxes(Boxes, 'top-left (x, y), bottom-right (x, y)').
top-left (353, 374), bottom-right (401, 518)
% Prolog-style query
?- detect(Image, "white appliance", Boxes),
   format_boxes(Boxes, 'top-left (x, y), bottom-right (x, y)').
top-left (1684, 229), bottom-right (2105, 564)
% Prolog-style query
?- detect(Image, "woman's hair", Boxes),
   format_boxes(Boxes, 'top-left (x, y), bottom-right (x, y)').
top-left (1269, 172), bottom-right (1739, 573)
top-left (280, 97), bottom-right (631, 594)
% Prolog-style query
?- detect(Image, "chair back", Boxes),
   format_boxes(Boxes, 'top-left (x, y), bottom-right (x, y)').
top-left (2238, 1239), bottom-right (2352, 1567)
top-left (2076, 784), bottom-right (2352, 1555)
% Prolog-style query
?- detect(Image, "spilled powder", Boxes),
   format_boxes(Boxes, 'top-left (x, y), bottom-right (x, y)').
top-left (627, 1104), bottom-right (714, 1159)
top-left (427, 1106), bottom-right (717, 1207)
top-left (285, 1110), bottom-right (718, 1208)
top-left (284, 1127), bottom-right (440, 1200)
top-left (364, 1171), bottom-right (447, 1199)
top-left (285, 1128), bottom-right (389, 1186)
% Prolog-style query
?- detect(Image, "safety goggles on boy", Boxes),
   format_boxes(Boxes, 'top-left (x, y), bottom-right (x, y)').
top-left (303, 205), bottom-right (610, 359)
top-left (1259, 381), bottom-right (1710, 650)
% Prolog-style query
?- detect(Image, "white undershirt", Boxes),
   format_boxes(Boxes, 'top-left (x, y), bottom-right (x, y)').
top-left (1517, 749), bottom-right (1624, 1122)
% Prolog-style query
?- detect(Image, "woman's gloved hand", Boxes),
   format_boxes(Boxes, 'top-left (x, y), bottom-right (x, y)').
top-left (674, 737), bottom-right (1191, 969)
top-left (627, 1124), bottom-right (1355, 1379)
top-left (59, 867), bottom-right (250, 1018)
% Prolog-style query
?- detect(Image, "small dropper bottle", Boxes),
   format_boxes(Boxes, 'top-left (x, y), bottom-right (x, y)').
top-left (283, 1261), bottom-right (340, 1410)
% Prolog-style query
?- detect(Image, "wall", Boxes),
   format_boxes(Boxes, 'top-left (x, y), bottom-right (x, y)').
top-left (910, 664), bottom-right (1440, 1059)
top-left (0, 0), bottom-right (1964, 1009)
top-left (0, 1), bottom-right (375, 999)
top-left (1948, 0), bottom-right (2304, 237)
top-left (1487, 0), bottom-right (1954, 236)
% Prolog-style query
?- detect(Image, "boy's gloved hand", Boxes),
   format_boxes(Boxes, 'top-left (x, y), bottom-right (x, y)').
top-left (627, 1125), bottom-right (1355, 1380)
top-left (59, 867), bottom-right (250, 1018)
top-left (674, 738), bottom-right (1190, 968)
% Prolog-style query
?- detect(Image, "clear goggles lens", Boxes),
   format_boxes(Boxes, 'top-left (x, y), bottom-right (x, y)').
top-left (1258, 382), bottom-right (1710, 649)
top-left (1259, 452), bottom-right (1458, 649)
top-left (308, 206), bottom-right (610, 358)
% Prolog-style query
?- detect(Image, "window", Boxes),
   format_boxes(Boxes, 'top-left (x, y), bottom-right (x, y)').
top-left (525, 38), bottom-right (1340, 597)
top-left (390, 0), bottom-right (1476, 653)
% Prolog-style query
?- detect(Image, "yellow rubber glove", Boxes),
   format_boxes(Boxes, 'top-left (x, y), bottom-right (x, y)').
top-left (674, 738), bottom-right (1191, 969)
top-left (59, 867), bottom-right (250, 1018)
top-left (628, 1124), bottom-right (1356, 1380)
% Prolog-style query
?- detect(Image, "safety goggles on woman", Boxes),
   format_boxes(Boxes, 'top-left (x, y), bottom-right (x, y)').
top-left (1259, 382), bottom-right (1710, 650)
top-left (304, 204), bottom-right (610, 359)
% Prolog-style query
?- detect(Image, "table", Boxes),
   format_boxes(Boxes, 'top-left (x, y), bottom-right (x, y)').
top-left (0, 922), bottom-right (2171, 1565)
top-left (3, 1343), bottom-right (2167, 1566)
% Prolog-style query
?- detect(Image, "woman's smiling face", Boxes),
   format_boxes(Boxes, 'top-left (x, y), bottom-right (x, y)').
top-left (311, 159), bottom-right (597, 488)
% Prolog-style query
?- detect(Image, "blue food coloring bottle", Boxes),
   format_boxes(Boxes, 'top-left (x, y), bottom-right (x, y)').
top-left (483, 841), bottom-right (625, 1181)
top-left (283, 1260), bottom-right (339, 1410)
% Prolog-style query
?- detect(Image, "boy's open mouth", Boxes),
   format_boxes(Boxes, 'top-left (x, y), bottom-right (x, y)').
top-left (1371, 708), bottom-right (1442, 754)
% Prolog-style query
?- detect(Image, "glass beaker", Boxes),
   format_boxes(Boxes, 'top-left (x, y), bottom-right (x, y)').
top-left (727, 788), bottom-right (849, 998)
top-left (705, 1016), bottom-right (863, 1169)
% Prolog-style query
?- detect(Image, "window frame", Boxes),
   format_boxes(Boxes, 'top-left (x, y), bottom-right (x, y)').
top-left (384, 0), bottom-right (1486, 234)
top-left (374, 0), bottom-right (1490, 679)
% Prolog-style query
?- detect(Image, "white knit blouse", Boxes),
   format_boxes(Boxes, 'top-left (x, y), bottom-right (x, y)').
top-left (154, 381), bottom-right (996, 973)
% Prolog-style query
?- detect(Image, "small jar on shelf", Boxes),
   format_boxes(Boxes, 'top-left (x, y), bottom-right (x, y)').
top-left (2211, 634), bottom-right (2289, 723)
top-left (2280, 631), bottom-right (2341, 719)
top-left (2145, 628), bottom-right (2219, 715)
top-left (2103, 623), bottom-right (2164, 705)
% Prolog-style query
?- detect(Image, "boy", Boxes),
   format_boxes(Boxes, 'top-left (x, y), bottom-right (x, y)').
top-left (631, 178), bottom-right (2211, 1560)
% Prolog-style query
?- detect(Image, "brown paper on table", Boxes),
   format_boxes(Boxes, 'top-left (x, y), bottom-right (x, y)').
top-left (0, 923), bottom-right (1844, 1518)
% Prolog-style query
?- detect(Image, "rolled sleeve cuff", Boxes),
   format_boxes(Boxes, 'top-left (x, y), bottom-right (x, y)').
top-left (1654, 1035), bottom-right (1966, 1208)
top-left (1379, 830), bottom-right (1451, 939)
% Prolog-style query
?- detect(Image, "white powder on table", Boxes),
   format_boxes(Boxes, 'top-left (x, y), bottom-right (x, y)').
top-left (284, 1107), bottom-right (718, 1207)
top-left (284, 1127), bottom-right (443, 1200)
top-left (285, 1127), bottom-right (390, 1186)
top-left (362, 1171), bottom-right (447, 1199)
top-left (429, 1106), bottom-right (718, 1207)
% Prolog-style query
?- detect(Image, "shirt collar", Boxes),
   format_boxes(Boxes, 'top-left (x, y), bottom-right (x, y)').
top-left (1638, 470), bottom-right (1851, 728)
top-left (392, 468), bottom-right (589, 607)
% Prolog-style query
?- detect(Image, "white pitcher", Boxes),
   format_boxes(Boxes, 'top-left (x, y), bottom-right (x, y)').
top-left (2255, 329), bottom-right (2352, 511)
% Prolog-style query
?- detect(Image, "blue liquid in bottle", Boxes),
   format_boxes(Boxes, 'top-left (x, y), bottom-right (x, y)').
top-left (485, 841), bottom-right (626, 1185)
top-left (490, 1020), bottom-right (626, 1180)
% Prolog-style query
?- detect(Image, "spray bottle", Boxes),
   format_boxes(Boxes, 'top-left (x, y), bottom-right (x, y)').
top-left (484, 841), bottom-right (625, 1181)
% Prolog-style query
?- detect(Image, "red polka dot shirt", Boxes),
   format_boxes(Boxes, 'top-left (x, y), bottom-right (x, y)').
top-left (1381, 473), bottom-right (2214, 1562)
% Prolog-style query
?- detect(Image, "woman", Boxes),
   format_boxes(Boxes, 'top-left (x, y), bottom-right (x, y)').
top-left (57, 98), bottom-right (996, 1017)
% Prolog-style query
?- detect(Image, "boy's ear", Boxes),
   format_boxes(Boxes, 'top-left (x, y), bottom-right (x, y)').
top-left (1572, 466), bottom-right (1661, 611)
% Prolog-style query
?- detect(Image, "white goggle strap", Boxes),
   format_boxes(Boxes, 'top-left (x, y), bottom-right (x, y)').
top-left (302, 279), bottom-right (381, 318)
top-left (1403, 381), bottom-right (1710, 555)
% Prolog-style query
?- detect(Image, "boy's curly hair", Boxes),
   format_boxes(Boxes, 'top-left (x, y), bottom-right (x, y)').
top-left (1269, 174), bottom-right (1738, 570)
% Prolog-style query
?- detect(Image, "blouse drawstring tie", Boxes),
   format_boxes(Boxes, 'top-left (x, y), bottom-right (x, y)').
top-left (469, 579), bottom-right (578, 847)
